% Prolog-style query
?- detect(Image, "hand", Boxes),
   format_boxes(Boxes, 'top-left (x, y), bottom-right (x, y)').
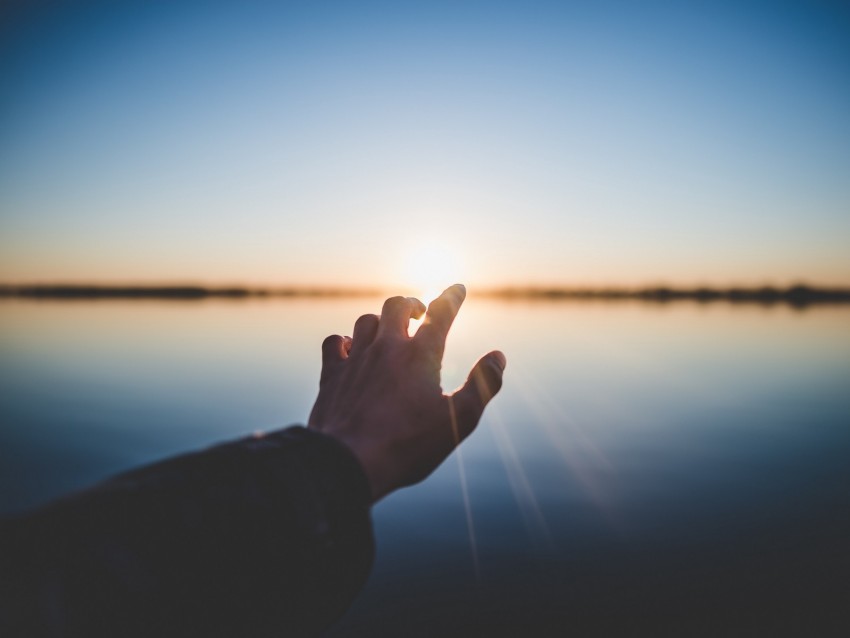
top-left (308, 284), bottom-right (506, 502)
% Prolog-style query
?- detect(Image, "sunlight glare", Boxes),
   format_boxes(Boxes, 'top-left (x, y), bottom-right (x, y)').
top-left (404, 240), bottom-right (464, 336)
top-left (404, 240), bottom-right (464, 304)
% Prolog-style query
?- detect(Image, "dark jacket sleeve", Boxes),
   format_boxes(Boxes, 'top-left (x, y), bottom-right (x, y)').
top-left (0, 426), bottom-right (374, 637)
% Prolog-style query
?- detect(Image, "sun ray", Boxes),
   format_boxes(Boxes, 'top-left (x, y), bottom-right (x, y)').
top-left (448, 396), bottom-right (481, 583)
top-left (507, 363), bottom-right (618, 522)
top-left (489, 409), bottom-right (552, 549)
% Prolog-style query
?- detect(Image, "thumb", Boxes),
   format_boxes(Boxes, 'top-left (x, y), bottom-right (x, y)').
top-left (450, 350), bottom-right (506, 441)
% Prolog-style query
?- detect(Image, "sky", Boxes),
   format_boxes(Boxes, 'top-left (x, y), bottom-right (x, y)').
top-left (1, 0), bottom-right (849, 290)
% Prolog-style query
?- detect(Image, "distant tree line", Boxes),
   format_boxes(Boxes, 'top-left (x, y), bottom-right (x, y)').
top-left (1, 284), bottom-right (849, 307)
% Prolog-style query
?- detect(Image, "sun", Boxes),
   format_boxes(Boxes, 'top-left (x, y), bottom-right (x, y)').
top-left (403, 240), bottom-right (465, 305)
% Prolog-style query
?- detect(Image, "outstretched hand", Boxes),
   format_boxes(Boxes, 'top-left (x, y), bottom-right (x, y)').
top-left (308, 284), bottom-right (506, 502)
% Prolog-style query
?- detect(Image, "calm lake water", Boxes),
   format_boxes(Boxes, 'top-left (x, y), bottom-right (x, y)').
top-left (1, 298), bottom-right (849, 635)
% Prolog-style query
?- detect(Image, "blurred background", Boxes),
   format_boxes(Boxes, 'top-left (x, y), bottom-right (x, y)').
top-left (1, 0), bottom-right (849, 635)
top-left (2, 0), bottom-right (849, 289)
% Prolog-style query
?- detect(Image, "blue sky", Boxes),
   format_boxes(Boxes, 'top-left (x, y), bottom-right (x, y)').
top-left (1, 0), bottom-right (848, 288)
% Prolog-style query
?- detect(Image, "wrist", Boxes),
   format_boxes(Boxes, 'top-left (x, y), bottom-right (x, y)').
top-left (309, 424), bottom-right (388, 503)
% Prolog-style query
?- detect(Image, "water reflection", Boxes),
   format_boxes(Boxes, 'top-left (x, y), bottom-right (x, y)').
top-left (1, 298), bottom-right (849, 634)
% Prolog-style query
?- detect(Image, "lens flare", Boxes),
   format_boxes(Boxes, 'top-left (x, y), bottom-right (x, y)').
top-left (404, 241), bottom-right (464, 303)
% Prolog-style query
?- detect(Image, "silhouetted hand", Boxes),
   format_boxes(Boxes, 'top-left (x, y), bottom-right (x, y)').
top-left (308, 284), bottom-right (506, 502)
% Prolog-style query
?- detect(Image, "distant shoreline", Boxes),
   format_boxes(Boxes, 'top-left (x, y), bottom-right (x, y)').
top-left (478, 285), bottom-right (850, 307)
top-left (1, 284), bottom-right (850, 307)
top-left (0, 285), bottom-right (383, 300)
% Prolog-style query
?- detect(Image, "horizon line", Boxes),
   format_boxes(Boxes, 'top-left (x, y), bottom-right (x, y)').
top-left (2, 283), bottom-right (850, 307)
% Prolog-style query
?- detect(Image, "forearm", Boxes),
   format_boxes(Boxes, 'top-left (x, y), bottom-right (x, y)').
top-left (0, 426), bottom-right (374, 637)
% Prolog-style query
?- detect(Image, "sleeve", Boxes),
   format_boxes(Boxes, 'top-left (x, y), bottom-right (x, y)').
top-left (0, 426), bottom-right (375, 638)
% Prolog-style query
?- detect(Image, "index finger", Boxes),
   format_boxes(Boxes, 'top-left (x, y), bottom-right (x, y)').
top-left (413, 284), bottom-right (466, 355)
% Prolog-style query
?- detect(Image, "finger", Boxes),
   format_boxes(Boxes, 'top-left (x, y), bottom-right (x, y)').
top-left (350, 313), bottom-right (379, 355)
top-left (411, 298), bottom-right (426, 320)
top-left (321, 334), bottom-right (347, 365)
top-left (414, 284), bottom-right (466, 355)
top-left (320, 334), bottom-right (347, 385)
top-left (377, 296), bottom-right (426, 338)
top-left (449, 351), bottom-right (506, 442)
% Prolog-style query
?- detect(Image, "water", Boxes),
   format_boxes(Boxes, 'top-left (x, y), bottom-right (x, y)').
top-left (1, 298), bottom-right (849, 635)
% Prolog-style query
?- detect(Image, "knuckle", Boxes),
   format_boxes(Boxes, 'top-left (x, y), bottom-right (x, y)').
top-left (354, 313), bottom-right (378, 330)
top-left (383, 295), bottom-right (407, 311)
top-left (413, 334), bottom-right (441, 356)
top-left (322, 334), bottom-right (342, 350)
top-left (322, 335), bottom-right (342, 358)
